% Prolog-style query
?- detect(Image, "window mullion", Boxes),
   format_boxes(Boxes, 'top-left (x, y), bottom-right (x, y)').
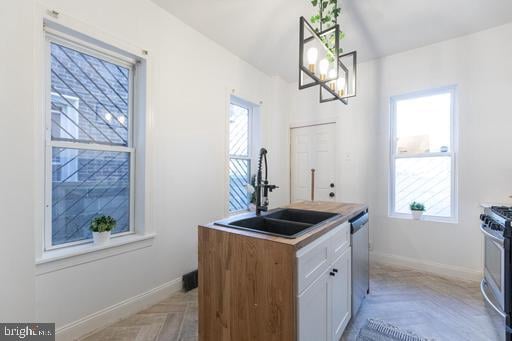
top-left (394, 152), bottom-right (452, 159)
top-left (50, 140), bottom-right (134, 153)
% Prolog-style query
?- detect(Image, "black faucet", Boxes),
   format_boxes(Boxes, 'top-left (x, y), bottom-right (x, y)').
top-left (255, 148), bottom-right (279, 215)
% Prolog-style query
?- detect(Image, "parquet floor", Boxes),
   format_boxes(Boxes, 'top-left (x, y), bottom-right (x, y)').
top-left (82, 263), bottom-right (503, 341)
top-left (342, 263), bottom-right (503, 340)
top-left (81, 290), bottom-right (198, 341)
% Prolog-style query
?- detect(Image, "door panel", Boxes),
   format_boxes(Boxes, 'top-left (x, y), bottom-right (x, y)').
top-left (291, 124), bottom-right (336, 203)
top-left (313, 124), bottom-right (336, 201)
top-left (291, 130), bottom-right (312, 202)
top-left (331, 248), bottom-right (351, 341)
top-left (298, 270), bottom-right (330, 341)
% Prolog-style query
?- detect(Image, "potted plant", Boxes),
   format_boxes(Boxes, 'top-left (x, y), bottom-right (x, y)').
top-left (409, 202), bottom-right (426, 220)
top-left (90, 215), bottom-right (116, 245)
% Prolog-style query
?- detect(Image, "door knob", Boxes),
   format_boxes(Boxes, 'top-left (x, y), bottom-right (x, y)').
top-left (329, 192), bottom-right (335, 198)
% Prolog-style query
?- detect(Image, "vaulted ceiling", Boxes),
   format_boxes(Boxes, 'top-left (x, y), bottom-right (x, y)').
top-left (151, 0), bottom-right (512, 82)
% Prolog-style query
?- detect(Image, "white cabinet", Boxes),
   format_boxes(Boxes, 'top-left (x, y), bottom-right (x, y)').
top-left (298, 270), bottom-right (330, 341)
top-left (297, 222), bottom-right (352, 341)
top-left (331, 248), bottom-right (351, 341)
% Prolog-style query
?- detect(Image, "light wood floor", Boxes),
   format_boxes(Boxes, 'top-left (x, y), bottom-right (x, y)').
top-left (82, 263), bottom-right (503, 341)
top-left (342, 263), bottom-right (503, 341)
top-left (81, 290), bottom-right (198, 341)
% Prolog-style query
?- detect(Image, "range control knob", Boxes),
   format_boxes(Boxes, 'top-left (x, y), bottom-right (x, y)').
top-left (480, 214), bottom-right (487, 222)
top-left (491, 222), bottom-right (502, 231)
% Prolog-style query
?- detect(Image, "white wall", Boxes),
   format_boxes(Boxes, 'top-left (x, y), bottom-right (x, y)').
top-left (0, 0), bottom-right (36, 322)
top-left (1, 0), bottom-right (290, 336)
top-left (371, 23), bottom-right (512, 279)
top-left (290, 22), bottom-right (512, 279)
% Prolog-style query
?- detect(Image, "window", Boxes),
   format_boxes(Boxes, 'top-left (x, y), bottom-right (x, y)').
top-left (389, 86), bottom-right (457, 221)
top-left (228, 97), bottom-right (258, 213)
top-left (45, 32), bottom-right (136, 249)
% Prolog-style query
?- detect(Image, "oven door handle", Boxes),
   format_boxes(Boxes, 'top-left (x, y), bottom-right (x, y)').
top-left (481, 279), bottom-right (506, 318)
top-left (480, 224), bottom-right (504, 244)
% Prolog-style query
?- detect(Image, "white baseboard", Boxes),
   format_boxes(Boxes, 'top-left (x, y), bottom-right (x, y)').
top-left (56, 277), bottom-right (183, 341)
top-left (371, 251), bottom-right (482, 282)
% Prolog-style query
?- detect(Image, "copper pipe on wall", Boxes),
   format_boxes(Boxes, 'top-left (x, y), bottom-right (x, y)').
top-left (311, 169), bottom-right (315, 201)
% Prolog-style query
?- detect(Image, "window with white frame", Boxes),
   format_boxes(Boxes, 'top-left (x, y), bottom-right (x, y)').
top-left (390, 86), bottom-right (457, 220)
top-left (45, 31), bottom-right (137, 249)
top-left (228, 97), bottom-right (258, 213)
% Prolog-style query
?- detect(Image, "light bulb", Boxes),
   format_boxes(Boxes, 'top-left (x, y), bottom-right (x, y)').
top-left (336, 78), bottom-right (346, 97)
top-left (319, 59), bottom-right (329, 80)
top-left (328, 69), bottom-right (337, 90)
top-left (307, 48), bottom-right (318, 73)
top-left (118, 115), bottom-right (126, 125)
top-left (104, 112), bottom-right (113, 122)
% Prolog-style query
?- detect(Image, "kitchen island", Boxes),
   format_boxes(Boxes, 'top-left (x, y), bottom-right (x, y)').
top-left (198, 201), bottom-right (367, 341)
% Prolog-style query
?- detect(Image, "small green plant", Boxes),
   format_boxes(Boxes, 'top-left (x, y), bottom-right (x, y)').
top-left (409, 202), bottom-right (426, 212)
top-left (90, 215), bottom-right (117, 233)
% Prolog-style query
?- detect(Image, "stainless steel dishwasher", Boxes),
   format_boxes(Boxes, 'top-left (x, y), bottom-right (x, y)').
top-left (350, 210), bottom-right (369, 317)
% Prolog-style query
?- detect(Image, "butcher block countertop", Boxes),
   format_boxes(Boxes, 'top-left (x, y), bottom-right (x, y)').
top-left (199, 201), bottom-right (367, 250)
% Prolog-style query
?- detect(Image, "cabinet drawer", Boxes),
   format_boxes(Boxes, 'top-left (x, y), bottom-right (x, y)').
top-left (330, 222), bottom-right (350, 261)
top-left (296, 221), bottom-right (351, 295)
top-left (296, 236), bottom-right (330, 294)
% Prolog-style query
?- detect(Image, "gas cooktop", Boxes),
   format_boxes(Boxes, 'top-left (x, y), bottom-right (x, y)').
top-left (481, 206), bottom-right (512, 236)
top-left (492, 206), bottom-right (512, 220)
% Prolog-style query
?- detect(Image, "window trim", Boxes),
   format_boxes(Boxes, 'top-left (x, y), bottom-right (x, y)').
top-left (388, 85), bottom-right (458, 223)
top-left (44, 30), bottom-right (136, 251)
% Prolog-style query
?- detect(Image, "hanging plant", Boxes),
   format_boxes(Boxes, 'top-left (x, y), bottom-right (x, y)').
top-left (309, 0), bottom-right (345, 62)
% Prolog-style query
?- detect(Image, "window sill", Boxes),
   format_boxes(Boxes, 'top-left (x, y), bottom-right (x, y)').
top-left (229, 209), bottom-right (251, 217)
top-left (35, 233), bottom-right (156, 275)
top-left (388, 213), bottom-right (458, 224)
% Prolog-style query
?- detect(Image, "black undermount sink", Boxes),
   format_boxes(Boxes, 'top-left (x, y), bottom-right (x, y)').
top-left (214, 208), bottom-right (341, 239)
top-left (265, 208), bottom-right (339, 225)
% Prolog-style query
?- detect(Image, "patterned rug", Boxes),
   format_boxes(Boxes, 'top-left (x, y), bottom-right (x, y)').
top-left (357, 319), bottom-right (431, 341)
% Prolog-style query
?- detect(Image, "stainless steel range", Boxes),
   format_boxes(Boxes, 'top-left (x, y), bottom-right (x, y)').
top-left (480, 206), bottom-right (512, 341)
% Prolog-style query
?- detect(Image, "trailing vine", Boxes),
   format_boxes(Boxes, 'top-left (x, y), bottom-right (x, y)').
top-left (310, 0), bottom-right (345, 61)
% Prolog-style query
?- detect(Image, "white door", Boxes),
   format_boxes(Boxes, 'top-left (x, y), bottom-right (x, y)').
top-left (330, 248), bottom-right (352, 341)
top-left (298, 270), bottom-right (330, 341)
top-left (291, 124), bottom-right (336, 202)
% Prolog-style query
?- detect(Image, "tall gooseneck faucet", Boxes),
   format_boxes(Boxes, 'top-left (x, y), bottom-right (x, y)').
top-left (255, 148), bottom-right (278, 215)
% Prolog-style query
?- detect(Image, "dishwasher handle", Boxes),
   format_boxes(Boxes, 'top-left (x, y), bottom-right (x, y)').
top-left (350, 211), bottom-right (369, 234)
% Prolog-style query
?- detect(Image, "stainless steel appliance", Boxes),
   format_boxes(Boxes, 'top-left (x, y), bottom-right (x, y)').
top-left (350, 210), bottom-right (369, 317)
top-left (480, 206), bottom-right (511, 341)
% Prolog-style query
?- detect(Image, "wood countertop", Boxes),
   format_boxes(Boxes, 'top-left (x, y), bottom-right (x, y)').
top-left (199, 201), bottom-right (367, 250)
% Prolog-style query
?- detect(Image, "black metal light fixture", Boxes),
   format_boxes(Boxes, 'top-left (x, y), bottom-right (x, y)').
top-left (299, 1), bottom-right (357, 104)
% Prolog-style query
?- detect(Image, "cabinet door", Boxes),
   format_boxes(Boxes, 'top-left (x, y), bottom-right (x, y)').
top-left (331, 247), bottom-right (351, 341)
top-left (298, 270), bottom-right (330, 341)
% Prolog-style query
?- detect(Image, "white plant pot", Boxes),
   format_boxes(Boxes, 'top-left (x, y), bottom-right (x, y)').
top-left (411, 210), bottom-right (424, 220)
top-left (92, 231), bottom-right (111, 245)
